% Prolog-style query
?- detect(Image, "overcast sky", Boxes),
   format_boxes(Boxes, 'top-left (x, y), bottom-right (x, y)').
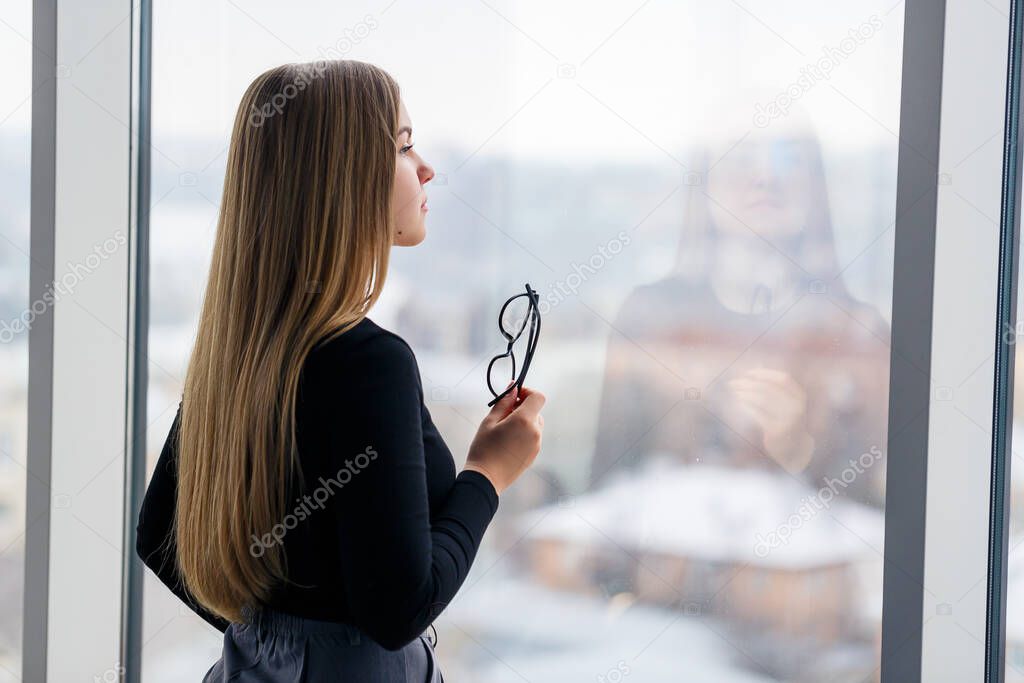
top-left (1, 0), bottom-right (917, 162)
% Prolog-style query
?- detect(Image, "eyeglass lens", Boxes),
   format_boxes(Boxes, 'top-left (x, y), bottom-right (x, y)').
top-left (499, 294), bottom-right (533, 341)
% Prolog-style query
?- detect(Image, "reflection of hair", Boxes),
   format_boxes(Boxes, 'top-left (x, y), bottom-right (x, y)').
top-left (672, 124), bottom-right (853, 300)
top-left (175, 59), bottom-right (401, 624)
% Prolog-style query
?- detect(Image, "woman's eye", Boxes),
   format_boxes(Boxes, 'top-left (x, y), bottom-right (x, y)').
top-left (400, 143), bottom-right (415, 155)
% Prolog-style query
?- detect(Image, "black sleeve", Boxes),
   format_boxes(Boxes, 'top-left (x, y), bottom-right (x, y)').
top-left (327, 332), bottom-right (500, 651)
top-left (135, 401), bottom-right (231, 634)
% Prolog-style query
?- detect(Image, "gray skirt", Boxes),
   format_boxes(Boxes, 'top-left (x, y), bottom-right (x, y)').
top-left (202, 606), bottom-right (443, 682)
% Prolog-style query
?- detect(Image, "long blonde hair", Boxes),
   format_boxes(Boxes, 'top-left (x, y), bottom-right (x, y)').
top-left (174, 59), bottom-right (400, 623)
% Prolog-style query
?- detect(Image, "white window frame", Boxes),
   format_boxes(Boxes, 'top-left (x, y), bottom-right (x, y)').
top-left (26, 0), bottom-right (146, 680)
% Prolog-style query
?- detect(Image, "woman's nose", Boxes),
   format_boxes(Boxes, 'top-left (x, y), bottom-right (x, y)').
top-left (419, 161), bottom-right (434, 185)
top-left (750, 154), bottom-right (778, 186)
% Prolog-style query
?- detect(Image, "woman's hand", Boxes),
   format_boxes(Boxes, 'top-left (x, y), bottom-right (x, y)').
top-left (464, 383), bottom-right (546, 495)
top-left (728, 367), bottom-right (813, 473)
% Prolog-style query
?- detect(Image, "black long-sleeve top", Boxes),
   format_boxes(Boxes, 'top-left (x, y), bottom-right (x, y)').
top-left (135, 316), bottom-right (500, 650)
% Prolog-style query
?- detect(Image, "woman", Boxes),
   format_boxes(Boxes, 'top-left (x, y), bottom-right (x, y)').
top-left (135, 59), bottom-right (545, 682)
top-left (586, 108), bottom-right (890, 509)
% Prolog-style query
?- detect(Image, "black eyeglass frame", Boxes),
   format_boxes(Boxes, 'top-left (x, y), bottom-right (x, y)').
top-left (486, 283), bottom-right (541, 407)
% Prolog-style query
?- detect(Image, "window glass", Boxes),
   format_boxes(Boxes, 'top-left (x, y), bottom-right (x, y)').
top-left (143, 3), bottom-right (901, 679)
top-left (0, 0), bottom-right (32, 678)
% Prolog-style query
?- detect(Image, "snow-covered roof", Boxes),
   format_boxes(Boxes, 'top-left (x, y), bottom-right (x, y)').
top-left (517, 461), bottom-right (884, 570)
top-left (444, 576), bottom-right (775, 683)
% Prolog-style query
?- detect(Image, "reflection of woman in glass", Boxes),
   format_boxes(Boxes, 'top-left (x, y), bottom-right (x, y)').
top-left (587, 112), bottom-right (890, 508)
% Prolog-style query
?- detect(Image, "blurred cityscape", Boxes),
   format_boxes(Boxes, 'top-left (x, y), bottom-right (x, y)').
top-left (1, 119), bottom-right (906, 680)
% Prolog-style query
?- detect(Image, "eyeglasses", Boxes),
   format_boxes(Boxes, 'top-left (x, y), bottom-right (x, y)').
top-left (486, 283), bottom-right (541, 407)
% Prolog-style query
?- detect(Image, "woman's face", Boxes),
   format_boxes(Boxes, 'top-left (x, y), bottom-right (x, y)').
top-left (706, 132), bottom-right (815, 239)
top-left (391, 100), bottom-right (434, 246)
